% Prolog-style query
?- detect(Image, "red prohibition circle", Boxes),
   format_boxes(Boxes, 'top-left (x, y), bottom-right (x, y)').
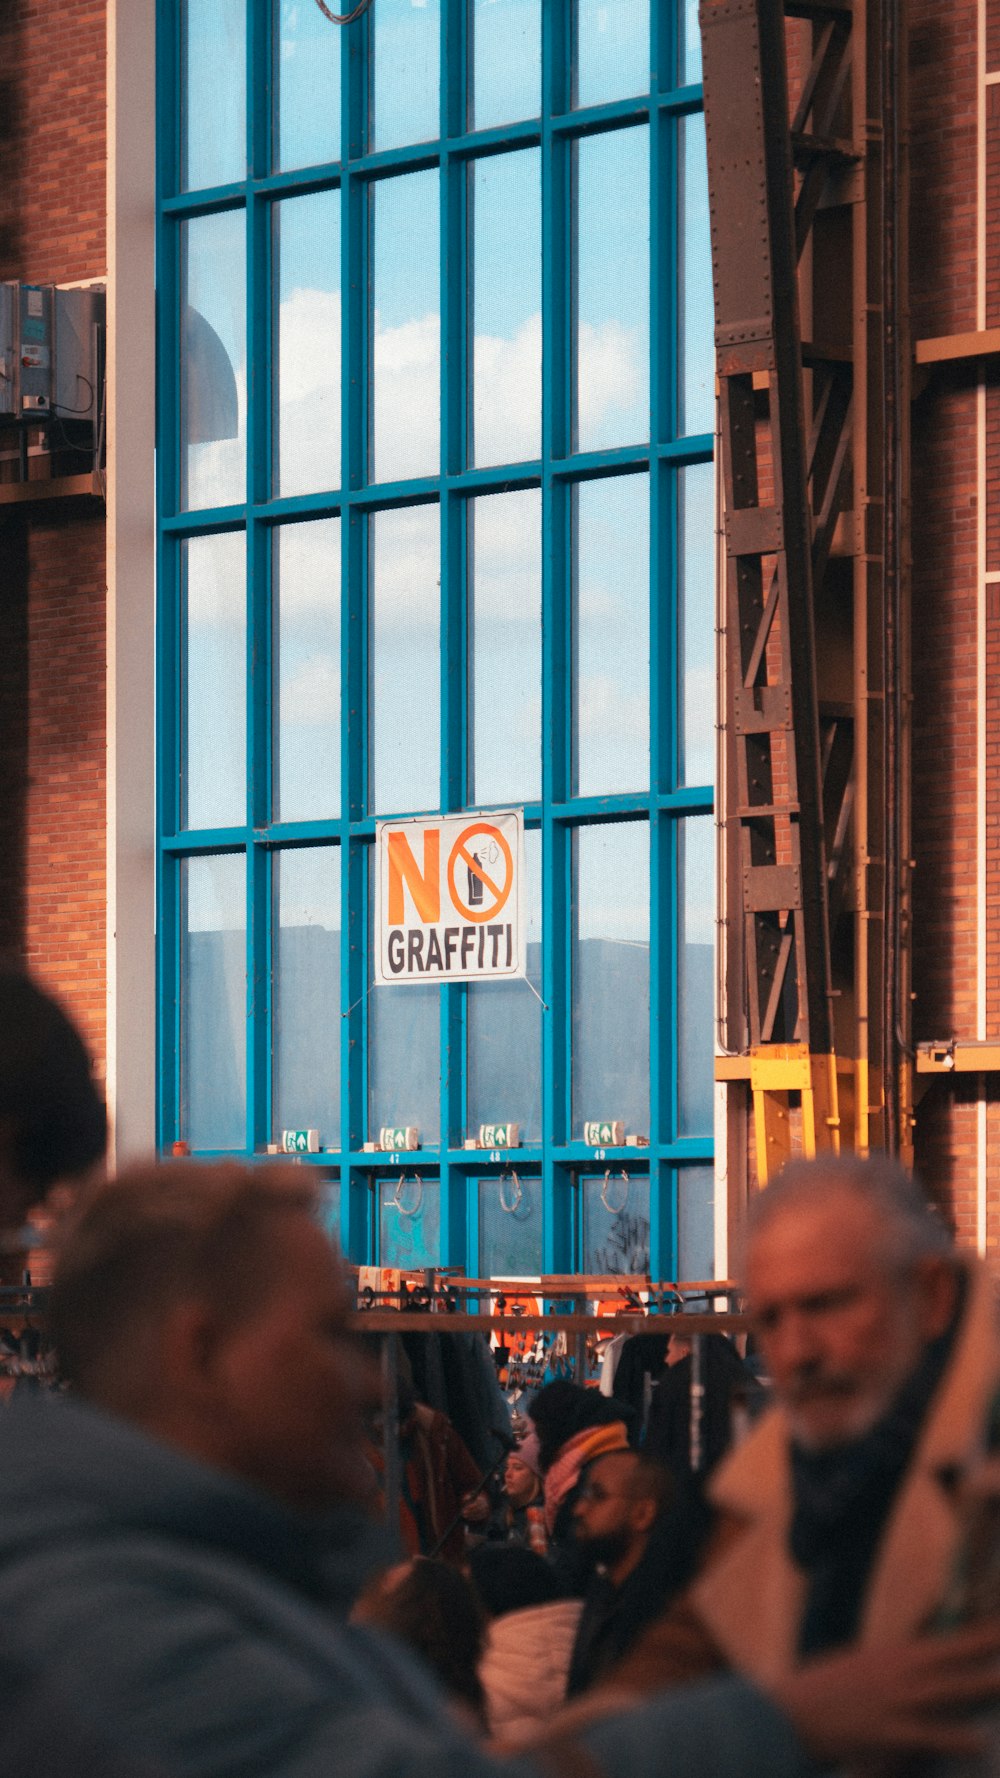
top-left (447, 823), bottom-right (514, 924)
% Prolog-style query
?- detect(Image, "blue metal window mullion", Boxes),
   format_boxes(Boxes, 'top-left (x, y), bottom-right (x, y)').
top-left (541, 0), bottom-right (572, 1274)
top-left (440, 0), bottom-right (467, 1267)
top-left (341, 8), bottom-right (371, 1261)
top-left (244, 0), bottom-right (271, 1157)
top-left (155, 0), bottom-right (182, 1150)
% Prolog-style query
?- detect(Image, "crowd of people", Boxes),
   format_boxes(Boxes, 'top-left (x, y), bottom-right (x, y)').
top-left (0, 965), bottom-right (999, 1777)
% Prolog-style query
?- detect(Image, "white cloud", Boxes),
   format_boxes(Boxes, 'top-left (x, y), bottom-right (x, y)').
top-left (473, 312), bottom-right (541, 467)
top-left (576, 318), bottom-right (644, 441)
top-left (281, 654), bottom-right (340, 725)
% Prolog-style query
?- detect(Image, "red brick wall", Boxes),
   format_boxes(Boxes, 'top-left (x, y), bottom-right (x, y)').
top-left (909, 0), bottom-right (981, 1235)
top-left (0, 0), bottom-right (108, 1074)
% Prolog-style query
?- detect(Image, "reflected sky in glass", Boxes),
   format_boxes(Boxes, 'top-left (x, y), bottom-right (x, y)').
top-left (379, 1178), bottom-right (441, 1267)
top-left (479, 1173), bottom-right (542, 1276)
top-left (183, 0), bottom-right (244, 191)
top-left (274, 519), bottom-right (340, 823)
top-left (573, 474), bottom-right (649, 797)
top-left (678, 463), bottom-right (715, 789)
top-left (372, 170), bottom-right (440, 483)
top-left (681, 0), bottom-right (703, 85)
top-left (369, 844), bottom-right (441, 1142)
top-left (470, 489), bottom-right (541, 806)
top-left (472, 150), bottom-right (541, 468)
top-left (679, 116), bottom-right (715, 438)
top-left (575, 128), bottom-right (649, 452)
top-left (184, 532), bottom-right (245, 830)
top-left (472, 0), bottom-right (540, 130)
top-left (573, 822), bottom-right (650, 1138)
top-left (273, 846), bottom-right (341, 1145)
top-left (582, 1173), bottom-right (651, 1274)
top-left (182, 854), bottom-right (246, 1150)
top-left (575, 0), bottom-right (649, 108)
top-left (372, 0), bottom-right (440, 150)
top-left (678, 1165), bottom-right (715, 1280)
top-left (369, 503), bottom-right (440, 814)
top-left (275, 0), bottom-right (341, 171)
top-left (274, 189), bottom-right (341, 498)
top-left (468, 827), bottom-right (542, 1142)
top-left (182, 211), bottom-right (246, 511)
top-left (678, 816), bottom-right (714, 1136)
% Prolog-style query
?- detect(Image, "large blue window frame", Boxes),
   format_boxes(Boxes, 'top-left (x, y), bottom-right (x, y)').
top-left (155, 0), bottom-right (716, 1277)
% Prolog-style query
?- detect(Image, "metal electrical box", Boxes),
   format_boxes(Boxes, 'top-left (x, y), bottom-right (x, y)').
top-left (0, 282), bottom-right (104, 423)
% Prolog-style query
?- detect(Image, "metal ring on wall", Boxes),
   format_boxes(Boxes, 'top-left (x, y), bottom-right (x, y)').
top-left (391, 1175), bottom-right (423, 1218)
top-left (498, 1171), bottom-right (523, 1214)
top-left (600, 1169), bottom-right (630, 1215)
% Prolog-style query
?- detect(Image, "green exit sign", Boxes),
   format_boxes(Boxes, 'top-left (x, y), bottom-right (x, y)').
top-left (281, 1129), bottom-right (320, 1154)
top-left (583, 1120), bottom-right (625, 1147)
top-left (479, 1123), bottom-right (520, 1150)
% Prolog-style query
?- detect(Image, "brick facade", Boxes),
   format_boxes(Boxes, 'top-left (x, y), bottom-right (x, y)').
top-left (909, 0), bottom-right (1000, 1245)
top-left (0, 0), bottom-right (107, 1076)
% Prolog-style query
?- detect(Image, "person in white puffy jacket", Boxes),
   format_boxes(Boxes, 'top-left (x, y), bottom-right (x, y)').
top-left (470, 1544), bottom-right (582, 1746)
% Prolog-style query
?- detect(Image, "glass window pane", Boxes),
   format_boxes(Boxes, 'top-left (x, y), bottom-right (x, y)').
top-left (470, 490), bottom-right (541, 805)
top-left (274, 190), bottom-right (341, 497)
top-left (679, 116), bottom-right (714, 438)
top-left (468, 828), bottom-right (541, 1142)
top-left (182, 211), bottom-right (246, 511)
top-left (479, 1173), bottom-right (542, 1276)
top-left (575, 0), bottom-right (649, 109)
top-left (678, 463), bottom-right (715, 789)
top-left (575, 128), bottom-right (649, 452)
top-left (370, 504), bottom-right (440, 814)
top-left (181, 854), bottom-right (246, 1150)
top-left (183, 532), bottom-right (246, 830)
top-left (680, 0), bottom-right (703, 86)
top-left (472, 150), bottom-right (541, 468)
top-left (370, 857), bottom-right (441, 1143)
top-left (371, 0), bottom-right (440, 151)
top-left (318, 1174), bottom-right (342, 1239)
top-left (182, 0), bottom-right (245, 191)
top-left (273, 846), bottom-right (341, 1146)
top-left (274, 519), bottom-right (340, 823)
top-left (275, 0), bottom-right (341, 171)
top-left (573, 475), bottom-right (649, 797)
top-left (379, 1177), bottom-right (441, 1268)
top-left (472, 0), bottom-right (540, 130)
top-left (573, 823), bottom-right (650, 1138)
top-left (678, 817), bottom-right (715, 1136)
top-left (372, 171), bottom-right (440, 483)
top-left (582, 1173), bottom-right (650, 1273)
top-left (678, 1165), bottom-right (715, 1280)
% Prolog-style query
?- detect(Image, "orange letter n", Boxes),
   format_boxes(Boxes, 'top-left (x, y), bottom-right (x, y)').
top-left (387, 829), bottom-right (440, 925)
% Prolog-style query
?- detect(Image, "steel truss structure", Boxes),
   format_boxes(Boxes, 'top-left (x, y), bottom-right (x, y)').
top-left (704, 0), bottom-right (911, 1182)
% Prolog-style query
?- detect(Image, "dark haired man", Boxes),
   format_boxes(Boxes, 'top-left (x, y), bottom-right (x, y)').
top-left (567, 1451), bottom-right (698, 1697)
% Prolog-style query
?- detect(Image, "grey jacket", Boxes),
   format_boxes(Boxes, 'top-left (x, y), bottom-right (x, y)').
top-left (0, 1393), bottom-right (811, 1778)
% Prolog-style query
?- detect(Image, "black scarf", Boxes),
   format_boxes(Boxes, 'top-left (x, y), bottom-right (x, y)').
top-left (789, 1296), bottom-right (960, 1659)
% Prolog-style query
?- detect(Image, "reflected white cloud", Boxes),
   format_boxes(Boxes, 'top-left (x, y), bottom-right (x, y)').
top-left (281, 654), bottom-right (340, 724)
top-left (473, 312), bottom-right (542, 467)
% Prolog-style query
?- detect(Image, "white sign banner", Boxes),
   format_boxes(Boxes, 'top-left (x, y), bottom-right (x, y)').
top-left (375, 810), bottom-right (525, 986)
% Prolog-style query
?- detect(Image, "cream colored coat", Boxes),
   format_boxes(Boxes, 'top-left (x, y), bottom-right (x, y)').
top-left (615, 1260), bottom-right (1000, 1693)
top-left (480, 1599), bottom-right (584, 1745)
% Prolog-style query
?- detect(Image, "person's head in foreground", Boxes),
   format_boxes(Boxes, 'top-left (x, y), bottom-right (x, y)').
top-left (747, 1153), bottom-right (958, 1452)
top-left (50, 1159), bottom-right (380, 1514)
top-left (0, 966), bottom-right (106, 1234)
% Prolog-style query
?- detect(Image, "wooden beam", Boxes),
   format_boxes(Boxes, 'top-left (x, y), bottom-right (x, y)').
top-left (0, 472), bottom-right (103, 507)
top-left (914, 328), bottom-right (1000, 366)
